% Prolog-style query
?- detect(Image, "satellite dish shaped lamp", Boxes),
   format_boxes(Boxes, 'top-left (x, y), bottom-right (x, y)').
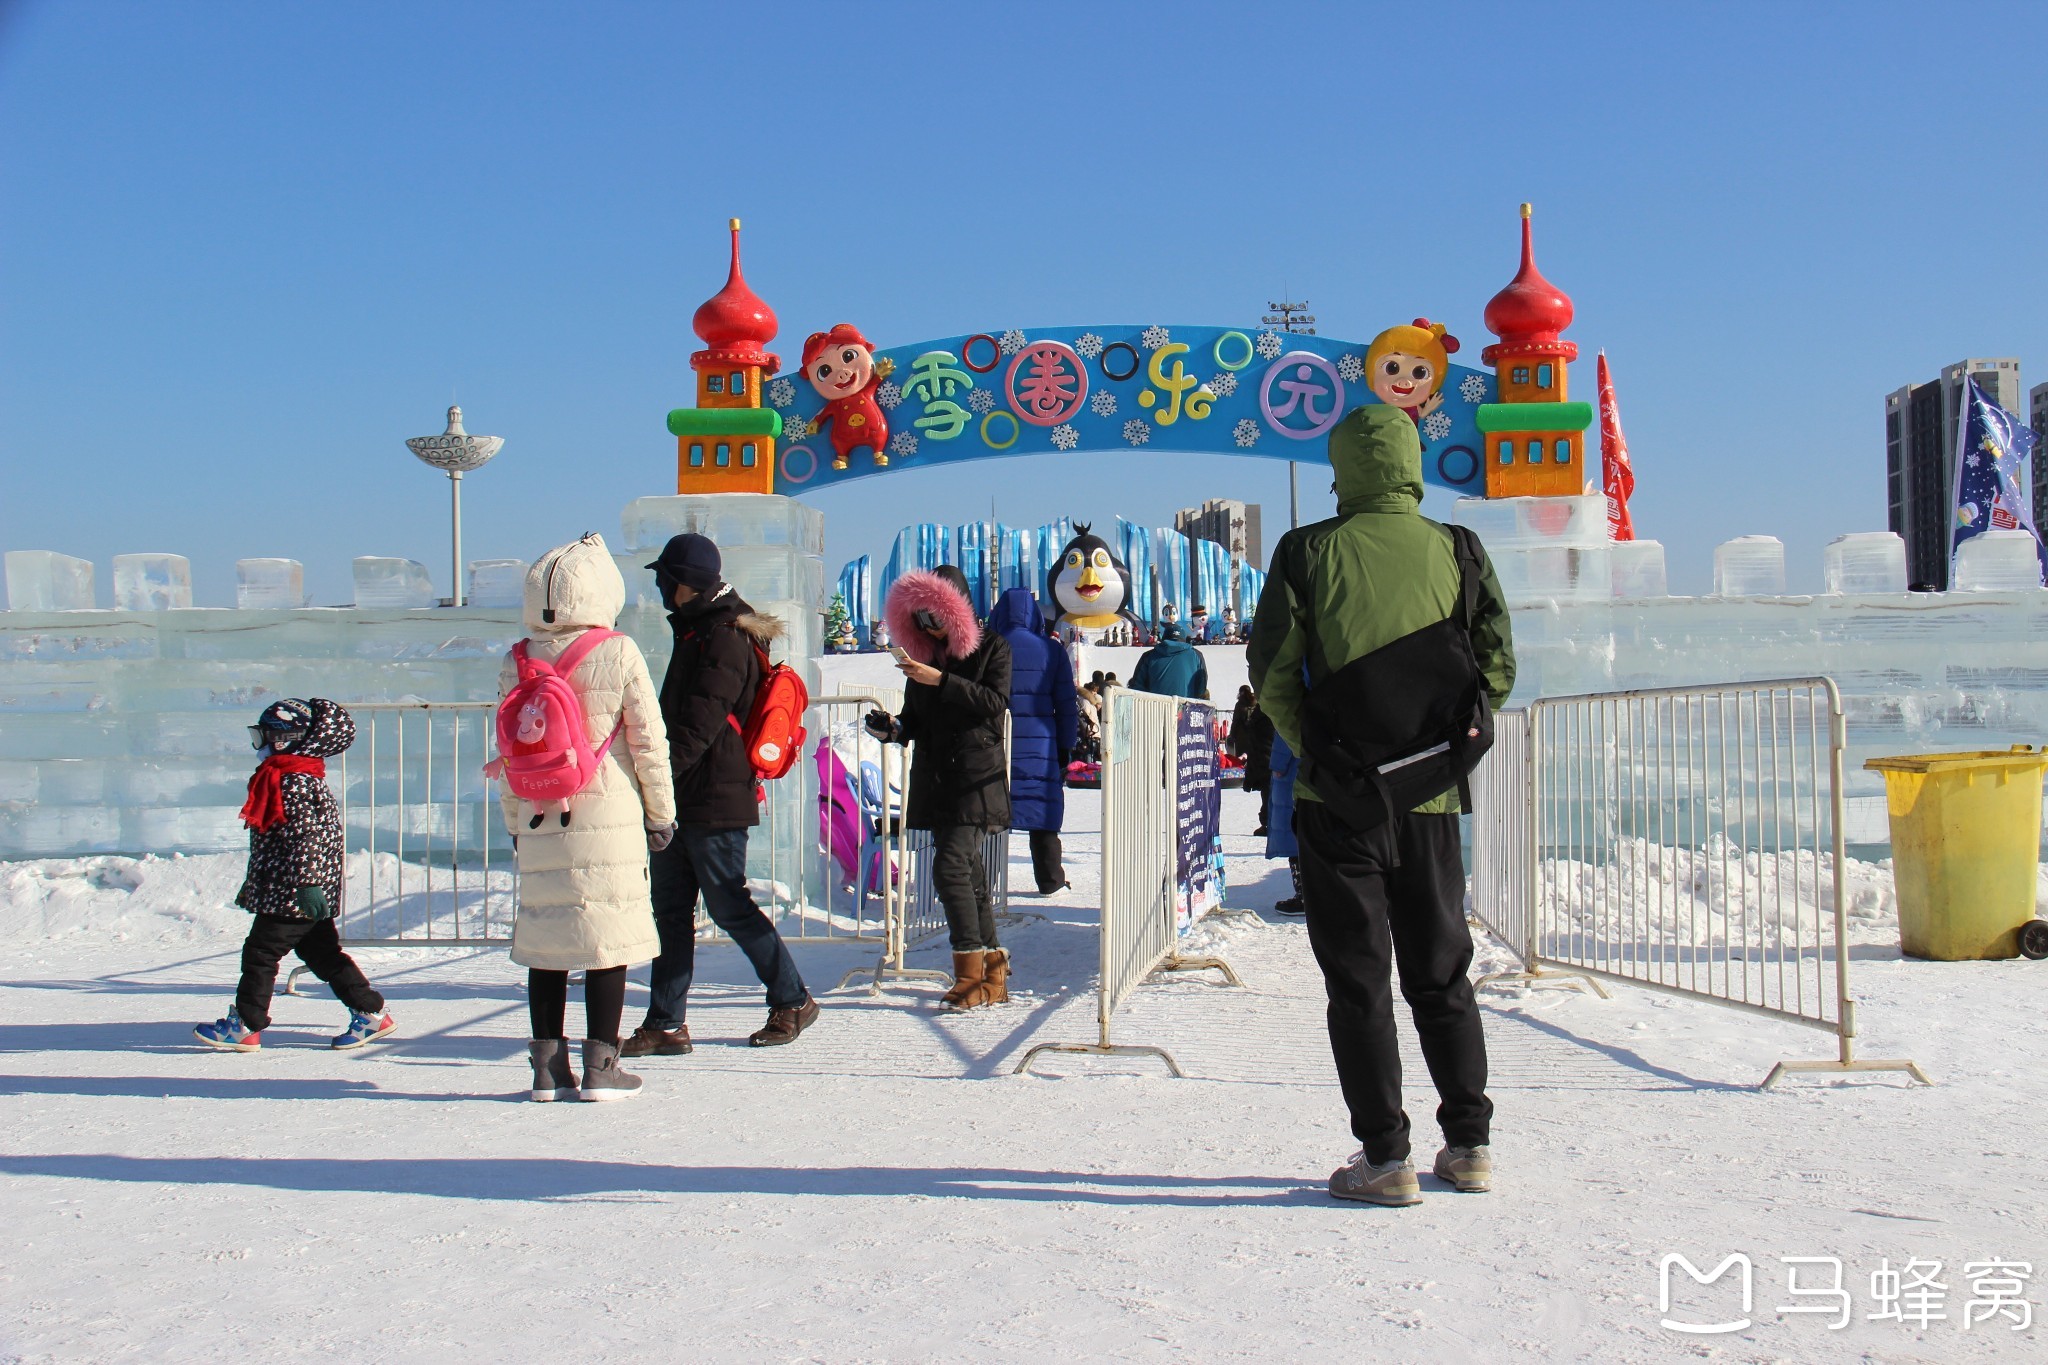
top-left (406, 404), bottom-right (504, 607)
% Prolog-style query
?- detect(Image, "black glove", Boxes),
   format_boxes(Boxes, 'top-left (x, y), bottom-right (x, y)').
top-left (864, 709), bottom-right (896, 740)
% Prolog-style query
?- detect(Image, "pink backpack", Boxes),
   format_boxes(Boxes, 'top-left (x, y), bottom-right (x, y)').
top-left (485, 628), bottom-right (622, 830)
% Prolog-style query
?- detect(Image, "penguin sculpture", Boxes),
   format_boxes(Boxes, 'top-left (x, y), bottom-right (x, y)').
top-left (1046, 523), bottom-right (1137, 632)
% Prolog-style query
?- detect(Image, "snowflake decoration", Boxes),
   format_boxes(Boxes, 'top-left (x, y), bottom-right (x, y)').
top-left (1122, 418), bottom-right (1151, 446)
top-left (1140, 324), bottom-right (1170, 351)
top-left (998, 329), bottom-right (1027, 356)
top-left (1073, 332), bottom-right (1104, 359)
top-left (1458, 373), bottom-right (1489, 404)
top-left (889, 431), bottom-right (919, 457)
top-left (1255, 330), bottom-right (1284, 360)
top-left (1233, 418), bottom-right (1260, 448)
top-left (1336, 353), bottom-right (1364, 383)
top-left (1422, 411), bottom-right (1453, 443)
top-left (1089, 391), bottom-right (1118, 418)
top-left (1966, 452), bottom-right (1981, 468)
top-left (1207, 372), bottom-right (1238, 399)
top-left (968, 389), bottom-right (997, 415)
top-left (1050, 423), bottom-right (1079, 451)
top-left (766, 378), bottom-right (796, 409)
top-left (876, 380), bottom-right (903, 411)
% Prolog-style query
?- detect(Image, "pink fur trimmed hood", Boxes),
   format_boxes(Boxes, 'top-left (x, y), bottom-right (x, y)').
top-left (884, 571), bottom-right (982, 664)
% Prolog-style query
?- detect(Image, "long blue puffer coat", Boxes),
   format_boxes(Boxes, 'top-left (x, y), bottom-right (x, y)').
top-left (987, 587), bottom-right (1079, 834)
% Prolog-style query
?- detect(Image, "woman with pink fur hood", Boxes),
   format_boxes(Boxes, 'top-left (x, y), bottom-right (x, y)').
top-left (865, 565), bottom-right (1013, 1010)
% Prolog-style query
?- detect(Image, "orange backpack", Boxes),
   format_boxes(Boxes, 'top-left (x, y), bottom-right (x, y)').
top-left (729, 642), bottom-right (808, 783)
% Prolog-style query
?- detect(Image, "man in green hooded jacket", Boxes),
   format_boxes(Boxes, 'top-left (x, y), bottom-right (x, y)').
top-left (1249, 404), bottom-right (1515, 1207)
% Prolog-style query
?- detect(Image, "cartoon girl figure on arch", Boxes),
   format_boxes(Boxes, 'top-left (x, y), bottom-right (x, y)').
top-left (802, 323), bottom-right (893, 471)
top-left (1366, 318), bottom-right (1459, 425)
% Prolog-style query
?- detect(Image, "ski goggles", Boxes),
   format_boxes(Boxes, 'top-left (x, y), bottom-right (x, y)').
top-left (249, 725), bottom-right (307, 751)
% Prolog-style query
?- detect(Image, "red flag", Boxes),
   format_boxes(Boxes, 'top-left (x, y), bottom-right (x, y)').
top-left (1597, 350), bottom-right (1635, 541)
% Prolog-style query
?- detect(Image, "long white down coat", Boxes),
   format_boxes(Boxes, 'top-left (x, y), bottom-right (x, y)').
top-left (499, 534), bottom-right (676, 972)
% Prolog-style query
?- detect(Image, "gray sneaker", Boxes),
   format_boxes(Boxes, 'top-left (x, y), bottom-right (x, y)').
top-left (1328, 1152), bottom-right (1422, 1206)
top-left (1432, 1144), bottom-right (1493, 1193)
top-left (578, 1040), bottom-right (642, 1102)
top-left (527, 1039), bottom-right (579, 1102)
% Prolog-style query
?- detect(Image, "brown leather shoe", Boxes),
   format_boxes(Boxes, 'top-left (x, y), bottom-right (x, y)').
top-left (979, 948), bottom-right (1010, 1005)
top-left (939, 951), bottom-right (985, 1010)
top-left (619, 1023), bottom-right (693, 1058)
top-left (748, 994), bottom-right (820, 1047)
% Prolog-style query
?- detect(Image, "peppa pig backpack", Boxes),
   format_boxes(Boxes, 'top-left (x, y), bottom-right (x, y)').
top-left (485, 627), bottom-right (622, 829)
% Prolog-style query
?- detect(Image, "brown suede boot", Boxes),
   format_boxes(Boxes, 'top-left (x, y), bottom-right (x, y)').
top-left (980, 948), bottom-right (1010, 1005)
top-left (940, 951), bottom-right (985, 1011)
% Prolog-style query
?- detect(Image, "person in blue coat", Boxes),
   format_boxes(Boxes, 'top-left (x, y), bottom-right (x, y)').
top-left (1128, 620), bottom-right (1210, 700)
top-left (1266, 732), bottom-right (1303, 916)
top-left (987, 587), bottom-right (1080, 894)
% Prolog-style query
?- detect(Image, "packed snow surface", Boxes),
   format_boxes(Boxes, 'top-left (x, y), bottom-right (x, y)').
top-left (0, 652), bottom-right (2043, 1361)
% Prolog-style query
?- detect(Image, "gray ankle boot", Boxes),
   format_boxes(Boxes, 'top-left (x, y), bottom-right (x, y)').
top-left (528, 1039), bottom-right (578, 1102)
top-left (579, 1039), bottom-right (642, 1102)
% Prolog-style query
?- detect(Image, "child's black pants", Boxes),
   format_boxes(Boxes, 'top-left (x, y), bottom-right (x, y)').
top-left (236, 914), bottom-right (383, 1032)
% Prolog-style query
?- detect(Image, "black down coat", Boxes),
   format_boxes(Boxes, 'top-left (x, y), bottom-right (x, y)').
top-left (897, 630), bottom-right (1013, 832)
top-left (657, 584), bottom-right (782, 830)
top-left (234, 698), bottom-right (354, 920)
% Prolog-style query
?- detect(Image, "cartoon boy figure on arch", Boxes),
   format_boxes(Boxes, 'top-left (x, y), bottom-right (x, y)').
top-left (802, 323), bottom-right (893, 470)
top-left (1366, 318), bottom-right (1459, 425)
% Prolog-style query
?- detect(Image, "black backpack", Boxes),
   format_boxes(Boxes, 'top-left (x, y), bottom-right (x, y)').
top-left (1286, 522), bottom-right (1494, 833)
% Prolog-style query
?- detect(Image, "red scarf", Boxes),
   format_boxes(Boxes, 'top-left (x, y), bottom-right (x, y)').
top-left (240, 754), bottom-right (326, 833)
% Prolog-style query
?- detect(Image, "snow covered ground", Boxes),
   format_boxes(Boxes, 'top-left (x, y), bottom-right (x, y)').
top-left (2, 650), bottom-right (2045, 1361)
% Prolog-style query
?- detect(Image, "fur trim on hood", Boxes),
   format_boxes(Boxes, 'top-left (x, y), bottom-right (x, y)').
top-left (884, 570), bottom-right (982, 664)
top-left (735, 611), bottom-right (785, 648)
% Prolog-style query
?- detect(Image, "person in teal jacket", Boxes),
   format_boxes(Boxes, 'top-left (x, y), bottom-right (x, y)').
top-left (1127, 620), bottom-right (1209, 700)
top-left (1249, 403), bottom-right (1515, 1209)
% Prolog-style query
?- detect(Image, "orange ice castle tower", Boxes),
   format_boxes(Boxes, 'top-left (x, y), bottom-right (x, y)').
top-left (1476, 204), bottom-right (1593, 498)
top-left (669, 219), bottom-right (783, 494)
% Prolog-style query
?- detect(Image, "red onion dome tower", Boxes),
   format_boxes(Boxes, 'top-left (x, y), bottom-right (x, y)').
top-left (1475, 204), bottom-right (1594, 498)
top-left (670, 218), bottom-right (783, 494)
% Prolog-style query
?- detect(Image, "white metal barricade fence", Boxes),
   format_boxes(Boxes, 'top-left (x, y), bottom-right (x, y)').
top-left (1469, 679), bottom-right (1928, 1088)
top-left (1015, 690), bottom-right (1239, 1077)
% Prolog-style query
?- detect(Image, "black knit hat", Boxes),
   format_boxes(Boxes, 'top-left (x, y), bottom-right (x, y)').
top-left (646, 533), bottom-right (722, 595)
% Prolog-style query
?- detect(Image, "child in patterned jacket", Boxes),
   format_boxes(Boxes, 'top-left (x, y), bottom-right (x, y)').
top-left (195, 698), bottom-right (395, 1051)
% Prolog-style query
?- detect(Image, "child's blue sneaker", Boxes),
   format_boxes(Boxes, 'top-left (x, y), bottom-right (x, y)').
top-left (195, 1007), bottom-right (260, 1051)
top-left (332, 1009), bottom-right (396, 1050)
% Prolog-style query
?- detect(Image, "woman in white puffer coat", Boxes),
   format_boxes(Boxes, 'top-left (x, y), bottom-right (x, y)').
top-left (499, 533), bottom-right (676, 1102)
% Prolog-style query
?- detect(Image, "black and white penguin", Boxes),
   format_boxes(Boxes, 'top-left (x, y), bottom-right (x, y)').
top-left (1046, 523), bottom-right (1135, 630)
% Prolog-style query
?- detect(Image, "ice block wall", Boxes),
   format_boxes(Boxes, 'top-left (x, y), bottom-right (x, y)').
top-left (0, 495), bottom-right (830, 876)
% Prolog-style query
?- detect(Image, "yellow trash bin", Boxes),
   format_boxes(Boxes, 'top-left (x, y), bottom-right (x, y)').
top-left (1864, 746), bottom-right (2048, 961)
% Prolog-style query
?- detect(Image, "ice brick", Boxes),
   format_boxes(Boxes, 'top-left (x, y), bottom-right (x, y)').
top-left (614, 554), bottom-right (663, 610)
top-left (1823, 532), bottom-right (1907, 595)
top-left (112, 554), bottom-right (194, 610)
top-left (1608, 540), bottom-right (1667, 599)
top-left (467, 559), bottom-right (527, 608)
top-left (235, 558), bottom-right (305, 609)
top-left (621, 494), bottom-right (825, 555)
top-left (125, 805), bottom-right (247, 853)
top-left (1952, 529), bottom-right (2044, 592)
top-left (5, 551), bottom-right (96, 611)
top-left (1450, 494), bottom-right (1609, 550)
top-left (353, 557), bottom-right (437, 608)
top-left (0, 805), bottom-right (120, 855)
top-left (1490, 544), bottom-right (1612, 604)
top-left (721, 545), bottom-right (827, 608)
top-left (1712, 536), bottom-right (1785, 597)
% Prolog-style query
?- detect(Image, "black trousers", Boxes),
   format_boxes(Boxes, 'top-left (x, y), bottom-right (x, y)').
top-left (930, 826), bottom-right (999, 952)
top-left (236, 914), bottom-right (383, 1033)
top-left (528, 966), bottom-right (627, 1047)
top-left (1027, 829), bottom-right (1065, 893)
top-left (1294, 801), bottom-right (1492, 1165)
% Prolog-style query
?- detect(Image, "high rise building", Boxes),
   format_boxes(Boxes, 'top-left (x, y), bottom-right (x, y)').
top-left (1884, 357), bottom-right (2022, 589)
top-left (1173, 498), bottom-right (1261, 568)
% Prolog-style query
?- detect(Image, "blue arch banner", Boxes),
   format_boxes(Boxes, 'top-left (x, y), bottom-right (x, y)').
top-left (762, 325), bottom-right (1494, 495)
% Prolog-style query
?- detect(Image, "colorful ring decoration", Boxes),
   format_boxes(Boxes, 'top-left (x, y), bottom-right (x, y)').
top-left (961, 334), bottom-right (1001, 373)
top-left (778, 443), bottom-right (818, 485)
top-left (1213, 331), bottom-right (1254, 371)
top-left (980, 410), bottom-right (1020, 450)
top-left (1435, 444), bottom-right (1479, 486)
top-left (1099, 342), bottom-right (1140, 382)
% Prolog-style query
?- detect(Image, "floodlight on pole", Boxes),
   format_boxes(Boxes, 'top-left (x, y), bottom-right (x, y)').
top-left (406, 405), bottom-right (503, 607)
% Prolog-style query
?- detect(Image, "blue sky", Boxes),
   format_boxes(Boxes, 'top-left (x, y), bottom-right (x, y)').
top-left (3, 1), bottom-right (2044, 603)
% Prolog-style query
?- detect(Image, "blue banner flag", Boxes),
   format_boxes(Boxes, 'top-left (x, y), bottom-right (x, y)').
top-left (1951, 377), bottom-right (2044, 577)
